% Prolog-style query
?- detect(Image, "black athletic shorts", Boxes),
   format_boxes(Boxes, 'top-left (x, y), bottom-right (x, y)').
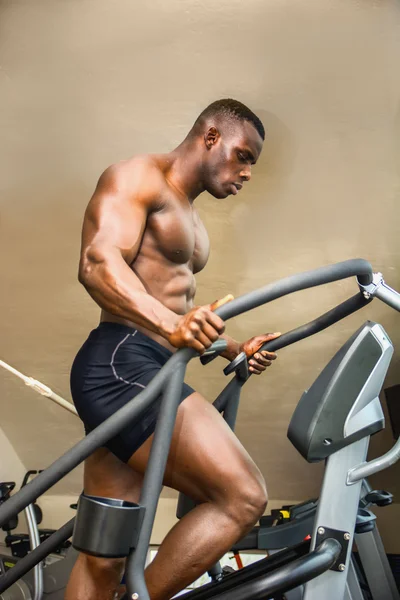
top-left (70, 322), bottom-right (195, 462)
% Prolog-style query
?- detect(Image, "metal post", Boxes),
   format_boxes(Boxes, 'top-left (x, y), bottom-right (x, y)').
top-left (303, 438), bottom-right (370, 600)
top-left (374, 281), bottom-right (400, 312)
top-left (355, 526), bottom-right (400, 600)
top-left (221, 379), bottom-right (243, 430)
top-left (25, 504), bottom-right (44, 600)
top-left (125, 359), bottom-right (188, 600)
top-left (343, 557), bottom-right (365, 600)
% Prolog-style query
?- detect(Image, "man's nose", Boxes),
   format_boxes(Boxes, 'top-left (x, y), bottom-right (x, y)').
top-left (240, 167), bottom-right (251, 182)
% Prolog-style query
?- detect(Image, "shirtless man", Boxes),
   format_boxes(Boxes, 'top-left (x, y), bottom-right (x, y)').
top-left (66, 99), bottom-right (280, 600)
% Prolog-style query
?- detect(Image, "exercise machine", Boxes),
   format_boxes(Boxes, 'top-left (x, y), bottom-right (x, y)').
top-left (0, 260), bottom-right (399, 600)
top-left (228, 482), bottom-right (397, 599)
top-left (0, 364), bottom-right (79, 600)
top-left (185, 373), bottom-right (399, 597)
top-left (0, 478), bottom-right (40, 600)
top-left (0, 474), bottom-right (77, 600)
top-left (174, 318), bottom-right (399, 600)
top-left (1, 473), bottom-right (72, 560)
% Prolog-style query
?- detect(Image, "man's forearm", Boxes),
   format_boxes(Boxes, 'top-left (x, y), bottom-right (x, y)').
top-left (80, 251), bottom-right (179, 338)
top-left (220, 334), bottom-right (241, 362)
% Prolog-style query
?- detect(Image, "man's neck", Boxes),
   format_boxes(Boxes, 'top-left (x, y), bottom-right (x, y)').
top-left (165, 138), bottom-right (205, 203)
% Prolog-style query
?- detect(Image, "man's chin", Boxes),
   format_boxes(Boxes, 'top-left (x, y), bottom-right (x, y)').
top-left (209, 188), bottom-right (230, 200)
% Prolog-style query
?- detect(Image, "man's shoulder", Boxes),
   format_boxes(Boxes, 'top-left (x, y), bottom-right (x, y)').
top-left (98, 155), bottom-right (164, 195)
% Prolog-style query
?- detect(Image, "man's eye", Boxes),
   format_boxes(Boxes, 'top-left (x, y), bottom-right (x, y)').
top-left (237, 152), bottom-right (246, 162)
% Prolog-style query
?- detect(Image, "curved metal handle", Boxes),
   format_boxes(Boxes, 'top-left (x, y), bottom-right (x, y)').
top-left (199, 338), bottom-right (228, 365)
top-left (223, 293), bottom-right (372, 379)
top-left (199, 260), bottom-right (373, 373)
top-left (215, 259), bottom-right (373, 322)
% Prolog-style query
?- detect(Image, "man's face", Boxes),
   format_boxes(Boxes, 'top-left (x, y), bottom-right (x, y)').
top-left (204, 120), bottom-right (263, 199)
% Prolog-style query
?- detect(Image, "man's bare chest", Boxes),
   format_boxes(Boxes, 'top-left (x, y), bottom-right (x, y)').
top-left (143, 201), bottom-right (210, 272)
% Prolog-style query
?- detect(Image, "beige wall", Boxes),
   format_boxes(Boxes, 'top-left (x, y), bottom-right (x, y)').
top-left (0, 428), bottom-right (25, 485)
top-left (0, 0), bottom-right (400, 548)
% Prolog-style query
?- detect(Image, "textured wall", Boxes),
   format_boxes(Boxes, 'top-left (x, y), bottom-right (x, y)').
top-left (0, 0), bottom-right (399, 507)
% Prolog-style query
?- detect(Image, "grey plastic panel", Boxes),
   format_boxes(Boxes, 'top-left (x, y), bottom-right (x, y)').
top-left (288, 322), bottom-right (392, 463)
top-left (344, 324), bottom-right (392, 436)
top-left (72, 494), bottom-right (145, 558)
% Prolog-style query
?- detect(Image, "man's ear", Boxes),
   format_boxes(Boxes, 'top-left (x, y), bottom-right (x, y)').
top-left (204, 126), bottom-right (220, 149)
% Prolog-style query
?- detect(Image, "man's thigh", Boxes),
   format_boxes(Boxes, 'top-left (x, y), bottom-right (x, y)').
top-left (83, 447), bottom-right (145, 503)
top-left (83, 392), bottom-right (264, 504)
top-left (129, 392), bottom-right (265, 504)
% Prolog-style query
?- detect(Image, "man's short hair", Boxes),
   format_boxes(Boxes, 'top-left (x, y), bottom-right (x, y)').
top-left (195, 98), bottom-right (265, 141)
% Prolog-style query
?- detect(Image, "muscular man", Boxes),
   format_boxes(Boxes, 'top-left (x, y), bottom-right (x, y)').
top-left (66, 99), bottom-right (280, 600)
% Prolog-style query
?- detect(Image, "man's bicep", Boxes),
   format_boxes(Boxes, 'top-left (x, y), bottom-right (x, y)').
top-left (82, 175), bottom-right (149, 265)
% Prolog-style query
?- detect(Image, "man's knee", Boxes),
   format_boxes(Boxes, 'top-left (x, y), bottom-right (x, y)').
top-left (81, 552), bottom-right (125, 582)
top-left (223, 473), bottom-right (268, 531)
top-left (239, 479), bottom-right (268, 528)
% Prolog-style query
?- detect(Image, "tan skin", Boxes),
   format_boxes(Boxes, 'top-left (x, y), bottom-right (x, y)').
top-left (65, 117), bottom-right (280, 600)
